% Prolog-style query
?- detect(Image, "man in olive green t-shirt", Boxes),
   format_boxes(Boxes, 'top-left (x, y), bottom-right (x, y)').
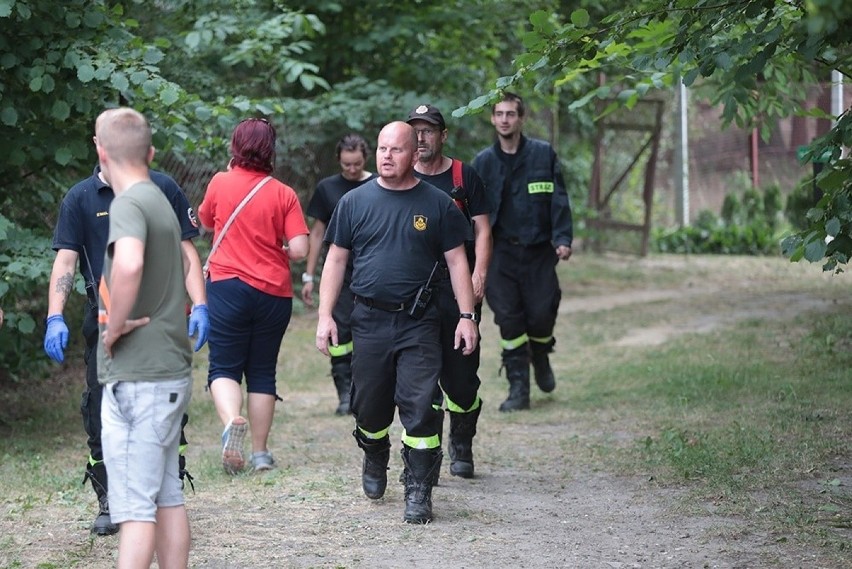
top-left (94, 107), bottom-right (193, 569)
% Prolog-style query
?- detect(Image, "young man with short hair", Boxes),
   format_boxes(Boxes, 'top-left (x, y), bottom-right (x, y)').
top-left (95, 107), bottom-right (194, 568)
top-left (472, 92), bottom-right (573, 412)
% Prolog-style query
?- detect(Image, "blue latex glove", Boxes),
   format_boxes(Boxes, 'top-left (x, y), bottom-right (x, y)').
top-left (188, 304), bottom-right (209, 352)
top-left (44, 314), bottom-right (69, 363)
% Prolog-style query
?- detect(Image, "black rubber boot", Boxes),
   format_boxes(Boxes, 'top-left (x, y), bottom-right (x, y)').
top-left (530, 341), bottom-right (556, 393)
top-left (331, 356), bottom-right (353, 416)
top-left (353, 429), bottom-right (390, 499)
top-left (449, 404), bottom-right (481, 478)
top-left (83, 461), bottom-right (118, 536)
top-left (499, 347), bottom-right (531, 412)
top-left (401, 446), bottom-right (442, 524)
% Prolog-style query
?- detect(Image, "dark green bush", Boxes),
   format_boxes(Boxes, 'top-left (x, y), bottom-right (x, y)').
top-left (763, 184), bottom-right (783, 230)
top-left (652, 184), bottom-right (782, 256)
top-left (0, 214), bottom-right (77, 380)
top-left (784, 177), bottom-right (817, 232)
top-left (720, 193), bottom-right (742, 225)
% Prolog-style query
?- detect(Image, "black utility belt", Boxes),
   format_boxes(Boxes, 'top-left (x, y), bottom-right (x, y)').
top-left (354, 295), bottom-right (408, 312)
top-left (498, 237), bottom-right (550, 248)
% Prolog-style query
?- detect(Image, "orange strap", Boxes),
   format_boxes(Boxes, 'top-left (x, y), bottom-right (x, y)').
top-left (97, 277), bottom-right (110, 325)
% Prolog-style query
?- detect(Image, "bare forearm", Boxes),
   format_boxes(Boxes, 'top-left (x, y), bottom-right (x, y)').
top-left (106, 238), bottom-right (144, 333)
top-left (106, 263), bottom-right (142, 331)
top-left (472, 216), bottom-right (492, 280)
top-left (305, 222), bottom-right (326, 275)
top-left (47, 250), bottom-right (79, 315)
top-left (318, 246), bottom-right (348, 317)
top-left (445, 247), bottom-right (475, 313)
top-left (181, 240), bottom-right (206, 305)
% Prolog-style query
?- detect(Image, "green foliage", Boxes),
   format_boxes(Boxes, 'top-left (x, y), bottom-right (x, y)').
top-left (781, 123), bottom-right (852, 272)
top-left (720, 193), bottom-right (742, 226)
top-left (0, 213), bottom-right (59, 378)
top-left (785, 176), bottom-right (819, 232)
top-left (464, 0), bottom-right (852, 270)
top-left (653, 185), bottom-right (783, 255)
top-left (763, 184), bottom-right (783, 228)
top-left (1, 0), bottom-right (558, 381)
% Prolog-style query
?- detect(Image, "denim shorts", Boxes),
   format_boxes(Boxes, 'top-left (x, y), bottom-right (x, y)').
top-left (101, 377), bottom-right (193, 524)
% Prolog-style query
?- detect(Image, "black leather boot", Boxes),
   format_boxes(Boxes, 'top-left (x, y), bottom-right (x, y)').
top-left (530, 345), bottom-right (556, 393)
top-left (353, 429), bottom-right (390, 499)
top-left (401, 446), bottom-right (442, 524)
top-left (179, 413), bottom-right (195, 491)
top-left (499, 348), bottom-right (530, 412)
top-left (449, 403), bottom-right (481, 478)
top-left (83, 461), bottom-right (118, 536)
top-left (331, 356), bottom-right (353, 416)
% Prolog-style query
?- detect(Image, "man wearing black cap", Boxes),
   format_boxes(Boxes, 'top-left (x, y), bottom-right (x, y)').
top-left (407, 103), bottom-right (492, 479)
top-left (472, 92), bottom-right (573, 412)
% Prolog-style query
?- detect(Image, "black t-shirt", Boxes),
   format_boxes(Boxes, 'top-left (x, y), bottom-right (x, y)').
top-left (325, 179), bottom-right (469, 303)
top-left (52, 166), bottom-right (198, 301)
top-left (414, 160), bottom-right (489, 221)
top-left (414, 159), bottom-right (490, 266)
top-left (307, 173), bottom-right (375, 281)
top-left (306, 173), bottom-right (373, 223)
top-left (494, 138), bottom-right (524, 240)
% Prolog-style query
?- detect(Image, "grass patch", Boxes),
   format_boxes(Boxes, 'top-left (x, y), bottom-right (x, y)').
top-left (565, 309), bottom-right (852, 552)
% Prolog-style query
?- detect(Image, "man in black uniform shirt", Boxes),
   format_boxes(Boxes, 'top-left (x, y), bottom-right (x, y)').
top-left (407, 104), bottom-right (492, 479)
top-left (302, 133), bottom-right (374, 415)
top-left (44, 164), bottom-right (208, 535)
top-left (316, 121), bottom-right (478, 524)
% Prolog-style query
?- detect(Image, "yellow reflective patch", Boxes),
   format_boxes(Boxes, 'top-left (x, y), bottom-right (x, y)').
top-left (328, 341), bottom-right (353, 357)
top-left (500, 333), bottom-right (529, 350)
top-left (528, 182), bottom-right (554, 194)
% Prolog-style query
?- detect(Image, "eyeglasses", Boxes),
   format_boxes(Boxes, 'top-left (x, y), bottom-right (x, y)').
top-left (414, 128), bottom-right (440, 138)
top-left (241, 117), bottom-right (270, 125)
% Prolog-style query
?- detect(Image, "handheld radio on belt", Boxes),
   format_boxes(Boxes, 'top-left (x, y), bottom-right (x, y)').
top-left (408, 261), bottom-right (440, 320)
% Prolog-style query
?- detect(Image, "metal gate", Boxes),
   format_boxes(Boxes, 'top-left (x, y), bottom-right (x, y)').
top-left (587, 99), bottom-right (664, 256)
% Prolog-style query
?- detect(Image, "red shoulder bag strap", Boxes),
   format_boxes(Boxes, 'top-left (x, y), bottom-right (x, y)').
top-left (451, 158), bottom-right (463, 189)
top-left (451, 158), bottom-right (466, 211)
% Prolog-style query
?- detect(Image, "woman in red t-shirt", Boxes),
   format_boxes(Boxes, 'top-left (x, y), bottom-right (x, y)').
top-left (199, 118), bottom-right (309, 474)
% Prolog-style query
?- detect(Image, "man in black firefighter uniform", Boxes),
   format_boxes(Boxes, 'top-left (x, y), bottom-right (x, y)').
top-left (44, 164), bottom-right (207, 535)
top-left (407, 104), bottom-right (492, 478)
top-left (316, 121), bottom-right (478, 524)
top-left (472, 92), bottom-right (573, 412)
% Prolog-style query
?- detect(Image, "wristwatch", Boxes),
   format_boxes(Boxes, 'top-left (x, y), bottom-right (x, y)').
top-left (459, 312), bottom-right (479, 323)
top-left (302, 272), bottom-right (314, 284)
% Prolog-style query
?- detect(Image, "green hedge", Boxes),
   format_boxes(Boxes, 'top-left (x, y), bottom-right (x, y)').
top-left (652, 184), bottom-right (786, 256)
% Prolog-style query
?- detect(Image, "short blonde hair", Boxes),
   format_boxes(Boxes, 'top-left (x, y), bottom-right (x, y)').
top-left (95, 108), bottom-right (152, 165)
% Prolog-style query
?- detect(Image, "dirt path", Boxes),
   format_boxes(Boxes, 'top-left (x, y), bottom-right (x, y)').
top-left (2, 254), bottom-right (849, 568)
